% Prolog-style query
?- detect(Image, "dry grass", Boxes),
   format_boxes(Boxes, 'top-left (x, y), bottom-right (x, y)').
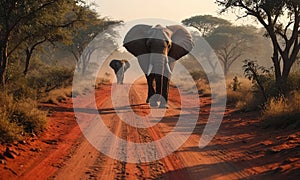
top-left (0, 118), bottom-right (23, 143)
top-left (0, 93), bottom-right (22, 143)
top-left (14, 99), bottom-right (48, 133)
top-left (0, 92), bottom-right (48, 143)
top-left (262, 91), bottom-right (300, 128)
top-left (41, 86), bottom-right (72, 104)
top-left (225, 77), bottom-right (263, 110)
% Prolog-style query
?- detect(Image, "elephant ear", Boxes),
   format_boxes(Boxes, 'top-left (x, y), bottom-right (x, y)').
top-left (123, 24), bottom-right (153, 56)
top-left (109, 59), bottom-right (117, 69)
top-left (167, 25), bottom-right (194, 60)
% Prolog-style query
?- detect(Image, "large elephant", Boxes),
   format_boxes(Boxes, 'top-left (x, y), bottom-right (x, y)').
top-left (123, 24), bottom-right (193, 108)
top-left (109, 59), bottom-right (130, 84)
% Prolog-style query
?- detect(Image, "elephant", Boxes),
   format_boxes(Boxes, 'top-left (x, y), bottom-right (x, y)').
top-left (109, 59), bottom-right (130, 84)
top-left (123, 24), bottom-right (193, 108)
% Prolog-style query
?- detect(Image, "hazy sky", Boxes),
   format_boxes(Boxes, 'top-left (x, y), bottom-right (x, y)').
top-left (90, 0), bottom-right (255, 25)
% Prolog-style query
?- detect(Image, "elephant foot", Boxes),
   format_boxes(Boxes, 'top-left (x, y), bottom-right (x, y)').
top-left (149, 100), bottom-right (158, 107)
top-left (158, 102), bottom-right (168, 109)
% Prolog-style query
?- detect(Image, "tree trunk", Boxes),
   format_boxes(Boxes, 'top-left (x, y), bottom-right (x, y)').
top-left (281, 55), bottom-right (293, 84)
top-left (0, 42), bottom-right (8, 87)
top-left (24, 49), bottom-right (32, 76)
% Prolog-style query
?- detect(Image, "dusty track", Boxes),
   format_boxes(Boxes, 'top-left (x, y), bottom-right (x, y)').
top-left (40, 83), bottom-right (251, 180)
top-left (1, 83), bottom-right (300, 180)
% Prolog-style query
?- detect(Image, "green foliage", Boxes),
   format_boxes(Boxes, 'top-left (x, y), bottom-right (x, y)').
top-left (217, 0), bottom-right (300, 87)
top-left (28, 65), bottom-right (73, 94)
top-left (0, 0), bottom-right (92, 85)
top-left (0, 1), bottom-right (122, 143)
top-left (243, 59), bottom-right (275, 102)
top-left (62, 7), bottom-right (122, 75)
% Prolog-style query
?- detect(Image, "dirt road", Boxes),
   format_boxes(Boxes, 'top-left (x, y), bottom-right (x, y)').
top-left (1, 83), bottom-right (300, 179)
top-left (36, 83), bottom-right (251, 180)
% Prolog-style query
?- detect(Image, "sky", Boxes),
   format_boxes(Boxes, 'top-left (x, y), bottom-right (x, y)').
top-left (89, 0), bottom-right (256, 25)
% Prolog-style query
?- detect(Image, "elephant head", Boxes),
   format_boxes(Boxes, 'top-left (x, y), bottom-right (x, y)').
top-left (123, 24), bottom-right (193, 108)
top-left (109, 59), bottom-right (130, 84)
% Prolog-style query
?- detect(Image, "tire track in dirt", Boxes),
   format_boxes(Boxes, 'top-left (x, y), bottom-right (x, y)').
top-left (53, 89), bottom-right (128, 180)
top-left (21, 83), bottom-right (252, 180)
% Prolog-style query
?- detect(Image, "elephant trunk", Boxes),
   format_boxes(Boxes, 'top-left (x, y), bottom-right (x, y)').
top-left (147, 53), bottom-right (172, 76)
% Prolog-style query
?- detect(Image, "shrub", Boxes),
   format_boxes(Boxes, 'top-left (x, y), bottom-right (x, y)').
top-left (0, 93), bottom-right (23, 143)
top-left (225, 77), bottom-right (262, 110)
top-left (28, 66), bottom-right (73, 94)
top-left (0, 92), bottom-right (48, 142)
top-left (0, 118), bottom-right (23, 143)
top-left (286, 70), bottom-right (300, 92)
top-left (13, 99), bottom-right (48, 133)
top-left (262, 92), bottom-right (300, 128)
top-left (41, 87), bottom-right (72, 104)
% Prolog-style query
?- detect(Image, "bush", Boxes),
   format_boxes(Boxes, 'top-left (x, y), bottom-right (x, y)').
top-left (286, 70), bottom-right (300, 92)
top-left (13, 99), bottom-right (48, 133)
top-left (0, 118), bottom-right (23, 143)
top-left (28, 66), bottom-right (73, 94)
top-left (40, 86), bottom-right (72, 104)
top-left (225, 77), bottom-right (262, 110)
top-left (0, 58), bottom-right (72, 143)
top-left (0, 93), bottom-right (23, 143)
top-left (262, 92), bottom-right (300, 128)
top-left (0, 92), bottom-right (48, 143)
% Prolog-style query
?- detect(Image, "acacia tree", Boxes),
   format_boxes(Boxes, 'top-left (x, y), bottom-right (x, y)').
top-left (217, 0), bottom-right (300, 91)
top-left (21, 3), bottom-right (88, 76)
top-left (206, 25), bottom-right (258, 76)
top-left (63, 8), bottom-right (122, 75)
top-left (182, 15), bottom-right (231, 37)
top-left (0, 0), bottom-right (86, 86)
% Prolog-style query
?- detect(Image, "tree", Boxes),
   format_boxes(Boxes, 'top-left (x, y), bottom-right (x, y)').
top-left (0, 0), bottom-right (86, 86)
top-left (63, 8), bottom-right (122, 75)
top-left (217, 0), bottom-right (300, 91)
top-left (20, 2), bottom-right (88, 76)
top-left (182, 15), bottom-right (231, 37)
top-left (206, 25), bottom-right (258, 76)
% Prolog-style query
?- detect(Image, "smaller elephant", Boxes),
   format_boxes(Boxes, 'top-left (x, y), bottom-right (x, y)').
top-left (109, 59), bottom-right (130, 84)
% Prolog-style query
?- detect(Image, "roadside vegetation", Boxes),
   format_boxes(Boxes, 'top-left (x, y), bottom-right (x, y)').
top-left (0, 1), bottom-right (121, 143)
top-left (183, 0), bottom-right (300, 129)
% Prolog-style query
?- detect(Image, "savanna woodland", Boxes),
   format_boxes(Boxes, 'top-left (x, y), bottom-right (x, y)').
top-left (0, 0), bottom-right (120, 142)
top-left (0, 0), bottom-right (299, 179)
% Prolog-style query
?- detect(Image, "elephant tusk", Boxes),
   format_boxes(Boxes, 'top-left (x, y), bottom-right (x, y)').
top-left (147, 64), bottom-right (153, 76)
top-left (165, 63), bottom-right (173, 75)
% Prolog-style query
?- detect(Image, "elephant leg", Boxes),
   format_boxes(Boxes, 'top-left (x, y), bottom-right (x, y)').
top-left (146, 74), bottom-right (157, 106)
top-left (119, 71), bottom-right (124, 84)
top-left (116, 74), bottom-right (119, 84)
top-left (116, 70), bottom-right (123, 84)
top-left (154, 74), bottom-right (164, 107)
top-left (159, 76), bottom-right (169, 108)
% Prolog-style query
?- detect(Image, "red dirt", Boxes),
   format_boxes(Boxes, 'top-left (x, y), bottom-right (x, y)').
top-left (0, 83), bottom-right (300, 180)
